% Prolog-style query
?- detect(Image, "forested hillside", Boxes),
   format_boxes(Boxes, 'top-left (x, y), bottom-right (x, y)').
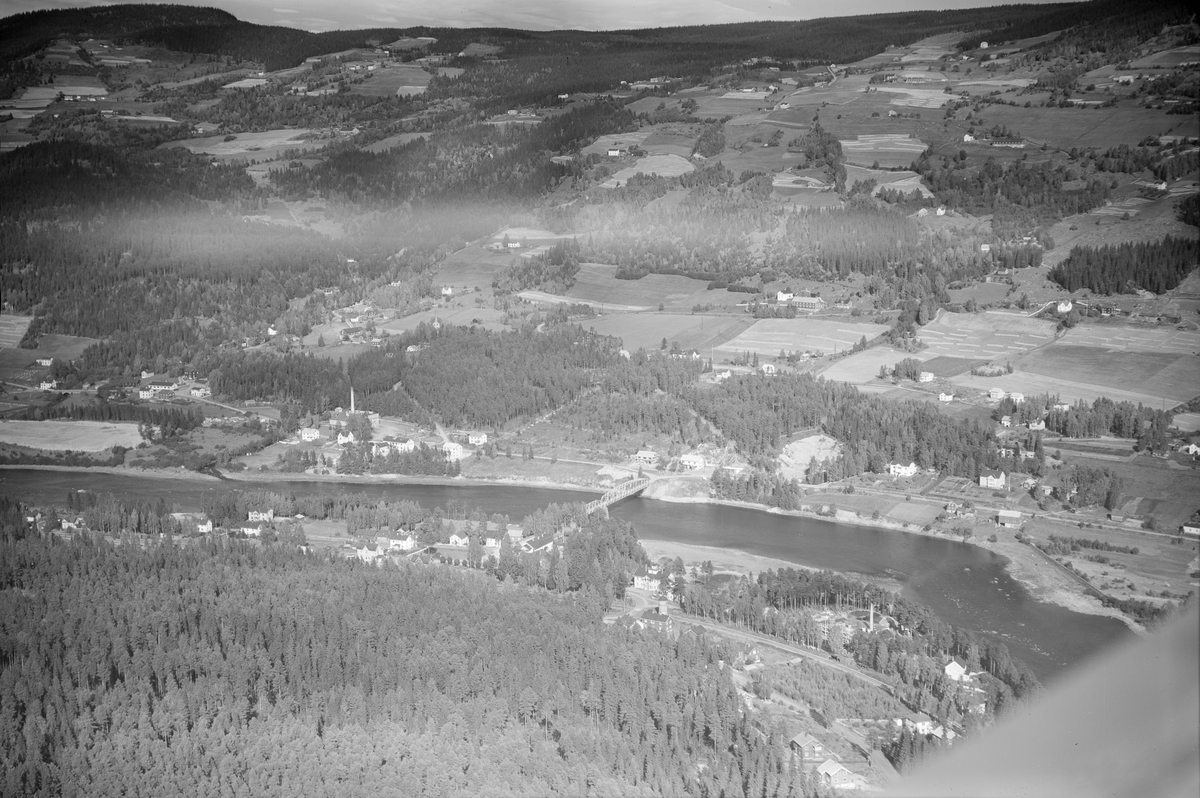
top-left (1049, 236), bottom-right (1200, 294)
top-left (0, 519), bottom-right (810, 797)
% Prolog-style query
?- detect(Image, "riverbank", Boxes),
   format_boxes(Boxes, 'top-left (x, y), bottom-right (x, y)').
top-left (0, 463), bottom-right (223, 482)
top-left (221, 468), bottom-right (604, 494)
top-left (644, 476), bottom-right (1144, 634)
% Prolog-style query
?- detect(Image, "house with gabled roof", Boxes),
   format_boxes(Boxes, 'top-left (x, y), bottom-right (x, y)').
top-left (979, 469), bottom-right (1007, 489)
top-left (789, 732), bottom-right (825, 760)
top-left (815, 759), bottom-right (856, 788)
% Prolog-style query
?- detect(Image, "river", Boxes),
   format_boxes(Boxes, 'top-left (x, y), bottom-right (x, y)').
top-left (1, 469), bottom-right (1132, 682)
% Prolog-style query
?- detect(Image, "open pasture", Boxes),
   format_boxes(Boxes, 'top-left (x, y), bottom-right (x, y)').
top-left (1170, 413), bottom-right (1200, 432)
top-left (956, 77), bottom-right (1036, 89)
top-left (1129, 45), bottom-right (1200, 70)
top-left (0, 420), bottom-right (141, 452)
top-left (581, 131), bottom-right (652, 157)
top-left (641, 131), bottom-right (697, 157)
top-left (719, 148), bottom-right (801, 173)
top-left (917, 311), bottom-right (1056, 359)
top-left (583, 313), bottom-right (752, 354)
top-left (717, 318), bottom-right (889, 358)
top-left (949, 368), bottom-right (1183, 406)
top-left (376, 307), bottom-right (509, 337)
top-left (166, 128), bottom-right (316, 159)
top-left (976, 104), bottom-right (1195, 150)
top-left (561, 263), bottom-right (743, 310)
top-left (919, 356), bottom-right (989, 377)
top-left (946, 281), bottom-right (1012, 307)
top-left (349, 65), bottom-right (454, 97)
top-left (819, 346), bottom-right (927, 385)
top-left (435, 247), bottom-right (509, 291)
top-left (840, 135), bottom-right (927, 168)
top-left (603, 154), bottom-right (694, 187)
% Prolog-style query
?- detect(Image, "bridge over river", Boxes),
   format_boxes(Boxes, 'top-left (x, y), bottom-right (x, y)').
top-left (584, 478), bottom-right (650, 515)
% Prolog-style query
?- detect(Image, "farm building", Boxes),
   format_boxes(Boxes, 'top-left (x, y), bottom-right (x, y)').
top-left (40, 380), bottom-right (57, 390)
top-left (1009, 392), bottom-right (1025, 404)
top-left (889, 462), bottom-right (919, 477)
top-left (337, 431), bottom-right (356, 445)
top-left (988, 388), bottom-right (1007, 401)
top-left (1029, 420), bottom-right (1046, 431)
top-left (36, 358), bottom-right (53, 366)
top-left (680, 453), bottom-right (706, 470)
top-left (998, 509), bottom-right (1022, 528)
top-left (777, 291), bottom-right (794, 303)
top-left (918, 372), bottom-right (935, 382)
top-left (979, 469), bottom-right (1007, 490)
top-left (939, 392), bottom-right (955, 402)
top-left (990, 138), bottom-right (1026, 148)
top-left (1180, 524), bottom-right (1200, 538)
top-left (792, 296), bottom-right (826, 311)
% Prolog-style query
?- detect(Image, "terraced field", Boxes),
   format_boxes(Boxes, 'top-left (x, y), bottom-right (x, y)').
top-left (917, 311), bottom-right (1057, 359)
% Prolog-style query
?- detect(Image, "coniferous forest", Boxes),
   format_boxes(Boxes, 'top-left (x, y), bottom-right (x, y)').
top-left (0, 511), bottom-right (813, 798)
top-left (1048, 236), bottom-right (1200, 294)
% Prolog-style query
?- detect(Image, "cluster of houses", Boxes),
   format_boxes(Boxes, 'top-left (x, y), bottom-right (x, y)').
top-left (788, 734), bottom-right (868, 791)
top-left (774, 291), bottom-right (827, 312)
top-left (352, 519), bottom-right (561, 565)
top-left (617, 600), bottom-right (675, 634)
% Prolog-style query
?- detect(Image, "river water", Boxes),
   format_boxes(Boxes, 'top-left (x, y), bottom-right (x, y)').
top-left (0, 469), bottom-right (1133, 682)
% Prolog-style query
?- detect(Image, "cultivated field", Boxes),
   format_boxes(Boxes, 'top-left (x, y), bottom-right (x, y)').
top-left (1060, 325), bottom-right (1200, 356)
top-left (582, 313), bottom-right (752, 354)
top-left (946, 282), bottom-right (1012, 307)
top-left (1170, 413), bottom-right (1200, 432)
top-left (0, 315), bottom-right (33, 349)
top-left (166, 129), bottom-right (317, 159)
top-left (603, 154), bottom-right (694, 186)
top-left (839, 135), bottom-right (928, 168)
top-left (0, 420), bottom-right (141, 451)
top-left (348, 65), bottom-right (459, 97)
top-left (977, 105), bottom-right (1197, 150)
top-left (716, 318), bottom-right (890, 358)
top-left (917, 311), bottom-right (1057, 359)
top-left (1010, 344), bottom-right (1200, 405)
top-left (872, 85), bottom-right (949, 109)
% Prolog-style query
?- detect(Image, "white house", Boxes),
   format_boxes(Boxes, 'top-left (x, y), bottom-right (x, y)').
top-left (442, 441), bottom-right (464, 460)
top-left (633, 567), bottom-right (659, 591)
top-left (935, 206), bottom-right (946, 216)
top-left (138, 388), bottom-right (156, 400)
top-left (889, 462), bottom-right (919, 478)
top-left (760, 363), bottom-right (777, 375)
top-left (988, 388), bottom-right (1007, 401)
top-left (190, 385), bottom-right (211, 398)
top-left (938, 392), bottom-right (955, 402)
top-left (1009, 392), bottom-right (1025, 404)
top-left (679, 453), bottom-right (706, 470)
top-left (963, 133), bottom-right (975, 142)
top-left (1001, 415), bottom-right (1012, 427)
top-left (242, 525), bottom-right (263, 537)
top-left (979, 469), bottom-right (1007, 490)
top-left (1057, 300), bottom-right (1073, 314)
top-left (777, 291), bottom-right (794, 303)
top-left (36, 357), bottom-right (53, 367)
top-left (633, 450), bottom-right (660, 466)
top-left (468, 432), bottom-right (488, 446)
top-left (39, 380), bottom-right (58, 390)
top-left (447, 532), bottom-right (470, 547)
top-left (396, 439), bottom-right (417, 452)
top-left (300, 427), bottom-right (321, 442)
top-left (1029, 419), bottom-right (1046, 431)
top-left (337, 431), bottom-right (357, 445)
top-left (918, 371), bottom-right (935, 383)
top-left (440, 285), bottom-right (453, 297)
top-left (815, 759), bottom-right (856, 789)
top-left (944, 658), bottom-right (969, 682)
top-left (248, 509), bottom-right (275, 523)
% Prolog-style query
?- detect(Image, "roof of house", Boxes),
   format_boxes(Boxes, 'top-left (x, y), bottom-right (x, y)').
top-left (816, 759), bottom-right (851, 776)
top-left (790, 732), bottom-right (821, 748)
top-left (981, 468), bottom-right (1006, 479)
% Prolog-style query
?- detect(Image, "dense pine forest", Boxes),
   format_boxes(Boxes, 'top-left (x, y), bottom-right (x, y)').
top-left (1048, 236), bottom-right (1200, 294)
top-left (0, 504), bottom-right (822, 798)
